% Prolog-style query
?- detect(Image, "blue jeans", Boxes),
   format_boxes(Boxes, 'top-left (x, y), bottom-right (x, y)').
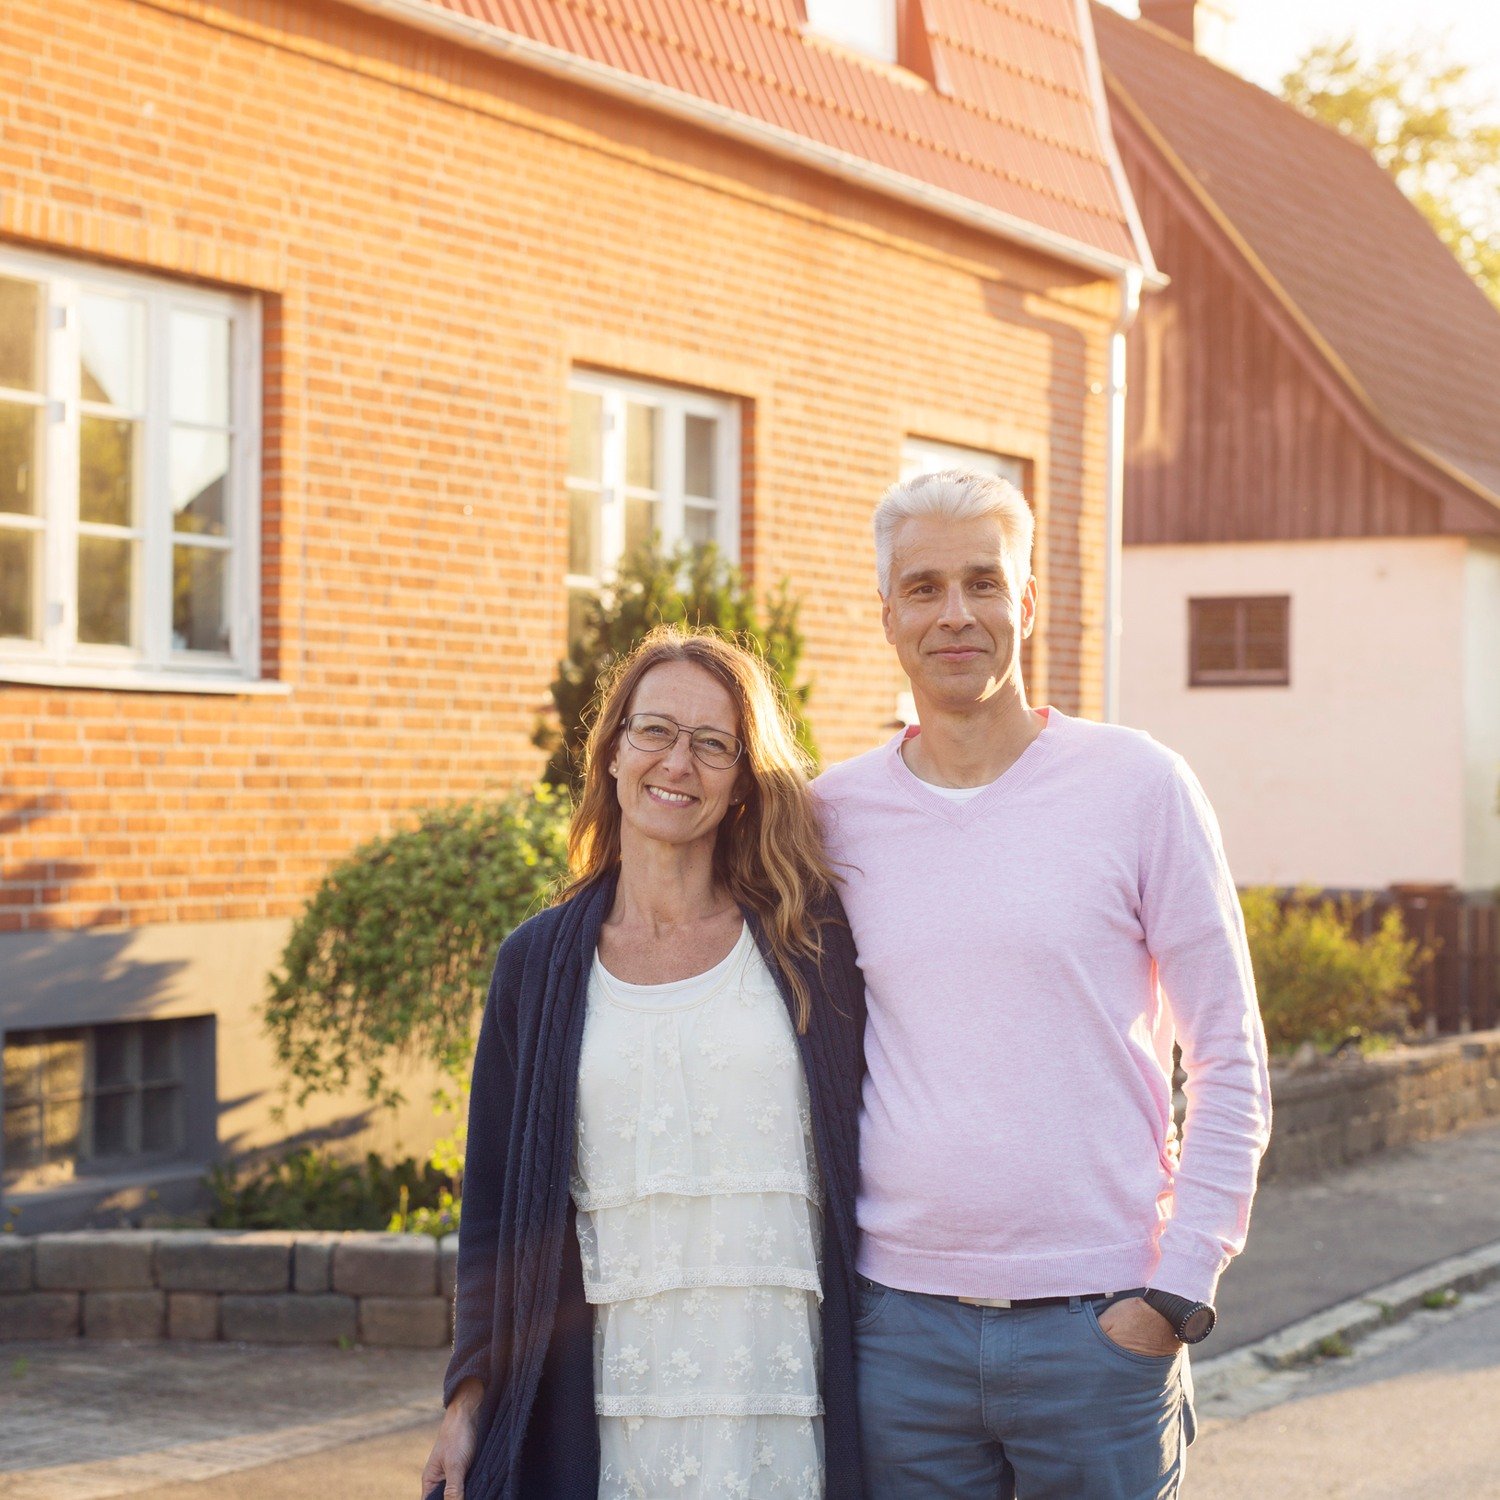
top-left (856, 1279), bottom-right (1196, 1499)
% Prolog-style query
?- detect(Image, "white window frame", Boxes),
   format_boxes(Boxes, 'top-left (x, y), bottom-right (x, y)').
top-left (900, 436), bottom-right (1025, 490)
top-left (0, 245), bottom-right (266, 693)
top-left (566, 371), bottom-right (740, 602)
top-left (804, 0), bottom-right (898, 63)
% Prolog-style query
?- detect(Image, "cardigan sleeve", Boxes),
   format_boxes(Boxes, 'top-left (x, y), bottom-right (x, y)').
top-left (442, 928), bottom-right (526, 1408)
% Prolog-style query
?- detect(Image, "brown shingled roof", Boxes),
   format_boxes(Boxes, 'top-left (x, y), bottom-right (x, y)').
top-left (418, 0), bottom-right (1149, 272)
top-left (1093, 2), bottom-right (1500, 510)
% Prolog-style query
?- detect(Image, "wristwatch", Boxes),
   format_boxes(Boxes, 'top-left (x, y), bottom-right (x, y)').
top-left (1142, 1288), bottom-right (1216, 1344)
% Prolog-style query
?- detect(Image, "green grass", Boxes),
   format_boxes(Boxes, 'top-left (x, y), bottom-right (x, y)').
top-left (1315, 1333), bottom-right (1352, 1358)
top-left (1421, 1288), bottom-right (1460, 1310)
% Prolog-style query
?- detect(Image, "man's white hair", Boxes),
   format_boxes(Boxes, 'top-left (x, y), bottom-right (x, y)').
top-left (873, 468), bottom-right (1034, 596)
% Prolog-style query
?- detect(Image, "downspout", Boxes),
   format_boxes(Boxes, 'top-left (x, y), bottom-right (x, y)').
top-left (1103, 265), bottom-right (1143, 723)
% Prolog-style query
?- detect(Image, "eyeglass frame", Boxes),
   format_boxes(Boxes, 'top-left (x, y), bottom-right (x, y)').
top-left (617, 711), bottom-right (745, 769)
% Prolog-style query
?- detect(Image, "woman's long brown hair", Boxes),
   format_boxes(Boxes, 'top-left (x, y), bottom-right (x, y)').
top-left (557, 624), bottom-right (839, 1032)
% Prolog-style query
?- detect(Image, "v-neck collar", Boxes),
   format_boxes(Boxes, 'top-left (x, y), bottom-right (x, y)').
top-left (885, 707), bottom-right (1060, 826)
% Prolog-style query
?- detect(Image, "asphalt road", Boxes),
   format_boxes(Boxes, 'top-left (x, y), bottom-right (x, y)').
top-left (1190, 1286), bottom-right (1500, 1499)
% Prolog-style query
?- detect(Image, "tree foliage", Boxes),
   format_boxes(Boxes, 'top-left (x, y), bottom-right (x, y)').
top-left (535, 540), bottom-right (815, 788)
top-left (1281, 35), bottom-right (1500, 305)
top-left (1239, 888), bottom-right (1424, 1053)
top-left (263, 787), bottom-right (570, 1107)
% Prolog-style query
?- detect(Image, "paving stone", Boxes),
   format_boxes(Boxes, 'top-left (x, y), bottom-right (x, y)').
top-left (84, 1289), bottom-right (167, 1340)
top-left (167, 1292), bottom-right (221, 1340)
top-left (332, 1233), bottom-right (437, 1297)
top-left (35, 1231), bottom-right (155, 1290)
top-left (439, 1234), bottom-right (459, 1300)
top-left (0, 1236), bottom-right (34, 1291)
top-left (358, 1296), bottom-right (450, 1348)
top-left (155, 1231), bottom-right (294, 1292)
top-left (292, 1233), bottom-right (344, 1293)
top-left (0, 1291), bottom-right (79, 1339)
top-left (220, 1293), bottom-right (357, 1345)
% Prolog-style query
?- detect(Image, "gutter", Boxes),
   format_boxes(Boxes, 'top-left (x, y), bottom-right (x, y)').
top-left (1102, 265), bottom-right (1144, 724)
top-left (334, 0), bottom-right (1161, 287)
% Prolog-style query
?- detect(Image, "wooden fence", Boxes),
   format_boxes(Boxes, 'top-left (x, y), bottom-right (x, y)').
top-left (1274, 886), bottom-right (1500, 1036)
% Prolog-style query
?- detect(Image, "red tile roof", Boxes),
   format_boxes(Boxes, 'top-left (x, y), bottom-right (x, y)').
top-left (412, 0), bottom-right (1149, 272)
top-left (1093, 3), bottom-right (1500, 510)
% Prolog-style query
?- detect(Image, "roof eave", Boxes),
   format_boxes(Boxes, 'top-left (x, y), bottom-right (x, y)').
top-left (335, 0), bottom-right (1159, 287)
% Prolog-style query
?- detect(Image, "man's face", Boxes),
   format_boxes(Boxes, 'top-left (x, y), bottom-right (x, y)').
top-left (881, 513), bottom-right (1037, 711)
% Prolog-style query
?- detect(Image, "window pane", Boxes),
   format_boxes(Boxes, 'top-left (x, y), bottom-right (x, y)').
top-left (684, 505), bottom-right (716, 551)
top-left (3, 1040), bottom-right (41, 1101)
top-left (45, 1035), bottom-right (87, 1097)
top-left (568, 485), bottom-right (599, 578)
top-left (79, 293), bottom-right (142, 410)
top-left (684, 415), bottom-right (717, 499)
top-left (172, 543), bottom-right (230, 654)
top-left (1194, 638), bottom-right (1237, 674)
top-left (77, 534), bottom-right (135, 646)
top-left (0, 401), bottom-right (39, 515)
top-left (624, 497), bottom-right (657, 558)
top-left (170, 428), bottom-right (229, 536)
top-left (1245, 636), bottom-right (1286, 673)
top-left (806, 0), bottom-right (895, 59)
top-left (141, 1024), bottom-right (175, 1083)
top-left (0, 276), bottom-right (40, 392)
top-left (3, 1102), bottom-right (42, 1174)
top-left (141, 1086), bottom-right (180, 1153)
top-left (79, 415), bottom-right (138, 526)
top-left (93, 1090), bottom-right (134, 1158)
top-left (568, 390), bottom-right (602, 482)
top-left (0, 527), bottom-right (37, 640)
top-left (625, 402), bottom-right (656, 489)
top-left (44, 1091), bottom-right (84, 1163)
top-left (169, 310), bottom-right (230, 425)
top-left (94, 1027), bottom-right (133, 1088)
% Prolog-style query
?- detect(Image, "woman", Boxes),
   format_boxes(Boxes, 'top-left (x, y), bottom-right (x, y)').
top-left (420, 626), bottom-right (865, 1500)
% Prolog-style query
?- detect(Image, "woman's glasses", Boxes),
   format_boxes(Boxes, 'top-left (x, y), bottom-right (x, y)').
top-left (619, 713), bottom-right (744, 769)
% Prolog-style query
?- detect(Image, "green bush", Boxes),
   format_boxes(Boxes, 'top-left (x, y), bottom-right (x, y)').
top-left (535, 540), bottom-right (814, 789)
top-left (1240, 888), bottom-right (1423, 1053)
top-left (263, 786), bottom-right (570, 1109)
top-left (206, 1147), bottom-right (458, 1237)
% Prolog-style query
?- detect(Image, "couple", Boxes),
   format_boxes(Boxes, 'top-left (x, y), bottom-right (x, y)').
top-left (421, 470), bottom-right (1272, 1500)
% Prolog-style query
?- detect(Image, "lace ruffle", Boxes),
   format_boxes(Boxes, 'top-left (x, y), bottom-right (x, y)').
top-left (572, 1170), bottom-right (822, 1212)
top-left (596, 1393), bottom-right (824, 1418)
top-left (587, 1264), bottom-right (822, 1305)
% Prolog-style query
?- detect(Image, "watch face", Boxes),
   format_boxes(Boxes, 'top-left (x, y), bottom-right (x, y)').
top-left (1180, 1305), bottom-right (1216, 1343)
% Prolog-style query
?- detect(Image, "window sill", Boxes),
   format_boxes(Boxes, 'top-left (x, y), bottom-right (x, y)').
top-left (0, 664), bottom-right (291, 696)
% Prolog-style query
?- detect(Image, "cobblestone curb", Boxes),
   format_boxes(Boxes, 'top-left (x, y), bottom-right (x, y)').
top-left (1194, 1237), bottom-right (1500, 1403)
top-left (0, 1229), bottom-right (460, 1350)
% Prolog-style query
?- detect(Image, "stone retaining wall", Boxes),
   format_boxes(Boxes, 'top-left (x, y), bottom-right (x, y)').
top-left (1262, 1029), bottom-right (1500, 1181)
top-left (0, 1230), bottom-right (457, 1348)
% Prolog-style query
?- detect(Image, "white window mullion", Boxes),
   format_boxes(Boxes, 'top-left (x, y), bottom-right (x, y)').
top-left (45, 282), bottom-right (79, 662)
top-left (659, 400), bottom-right (686, 551)
top-left (599, 395), bottom-right (627, 584)
top-left (233, 298), bottom-right (262, 676)
top-left (141, 291), bottom-right (171, 668)
top-left (716, 400), bottom-right (741, 563)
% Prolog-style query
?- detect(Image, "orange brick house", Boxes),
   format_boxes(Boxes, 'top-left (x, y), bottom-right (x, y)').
top-left (0, 0), bottom-right (1152, 1225)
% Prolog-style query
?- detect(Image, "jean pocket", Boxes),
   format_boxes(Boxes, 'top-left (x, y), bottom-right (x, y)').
top-left (853, 1274), bottom-right (894, 1329)
top-left (1083, 1295), bottom-right (1182, 1367)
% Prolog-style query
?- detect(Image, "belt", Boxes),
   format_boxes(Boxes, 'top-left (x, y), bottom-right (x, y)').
top-left (953, 1287), bottom-right (1143, 1309)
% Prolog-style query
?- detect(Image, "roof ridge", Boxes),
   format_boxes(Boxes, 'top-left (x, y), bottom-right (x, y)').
top-left (543, 0), bottom-right (1129, 223)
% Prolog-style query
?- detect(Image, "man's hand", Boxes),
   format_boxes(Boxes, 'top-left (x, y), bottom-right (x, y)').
top-left (420, 1377), bottom-right (483, 1499)
top-left (1096, 1296), bottom-right (1182, 1357)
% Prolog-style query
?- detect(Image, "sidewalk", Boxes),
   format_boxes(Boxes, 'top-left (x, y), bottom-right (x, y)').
top-left (3, 1119), bottom-right (1499, 1499)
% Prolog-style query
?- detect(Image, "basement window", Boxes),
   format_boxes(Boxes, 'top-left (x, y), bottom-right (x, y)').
top-left (1, 1018), bottom-right (208, 1190)
top-left (1188, 596), bottom-right (1290, 687)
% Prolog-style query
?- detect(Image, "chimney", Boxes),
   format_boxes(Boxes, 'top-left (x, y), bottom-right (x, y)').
top-left (1138, 0), bottom-right (1235, 64)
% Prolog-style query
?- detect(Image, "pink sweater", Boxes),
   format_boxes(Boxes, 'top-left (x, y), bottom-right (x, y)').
top-left (813, 710), bottom-right (1271, 1305)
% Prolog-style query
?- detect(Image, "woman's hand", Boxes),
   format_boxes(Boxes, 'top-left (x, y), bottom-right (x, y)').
top-left (420, 1378), bottom-right (484, 1499)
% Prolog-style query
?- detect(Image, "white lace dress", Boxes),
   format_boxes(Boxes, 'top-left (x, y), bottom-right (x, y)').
top-left (572, 922), bottom-right (825, 1500)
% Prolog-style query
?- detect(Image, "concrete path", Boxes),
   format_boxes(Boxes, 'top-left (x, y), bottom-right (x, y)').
top-left (1190, 1282), bottom-right (1500, 1498)
top-left (3, 1119), bottom-right (1500, 1498)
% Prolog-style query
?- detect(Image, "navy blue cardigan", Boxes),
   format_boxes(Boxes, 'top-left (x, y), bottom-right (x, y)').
top-left (434, 870), bottom-right (867, 1500)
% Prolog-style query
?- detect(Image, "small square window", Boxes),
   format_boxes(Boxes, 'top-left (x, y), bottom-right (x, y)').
top-left (805, 0), bottom-right (897, 62)
top-left (1188, 596), bottom-right (1290, 687)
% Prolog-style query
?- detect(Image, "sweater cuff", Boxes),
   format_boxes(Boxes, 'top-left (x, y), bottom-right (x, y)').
top-left (442, 1351), bottom-right (489, 1410)
top-left (1150, 1242), bottom-right (1230, 1306)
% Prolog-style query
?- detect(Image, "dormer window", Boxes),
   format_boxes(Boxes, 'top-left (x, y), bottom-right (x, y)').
top-left (805, 0), bottom-right (897, 64)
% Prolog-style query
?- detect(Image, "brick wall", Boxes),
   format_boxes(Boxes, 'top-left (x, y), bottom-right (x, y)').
top-left (0, 0), bottom-right (1117, 934)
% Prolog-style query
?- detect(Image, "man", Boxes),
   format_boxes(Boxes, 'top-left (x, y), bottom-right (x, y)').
top-left (813, 470), bottom-right (1271, 1498)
